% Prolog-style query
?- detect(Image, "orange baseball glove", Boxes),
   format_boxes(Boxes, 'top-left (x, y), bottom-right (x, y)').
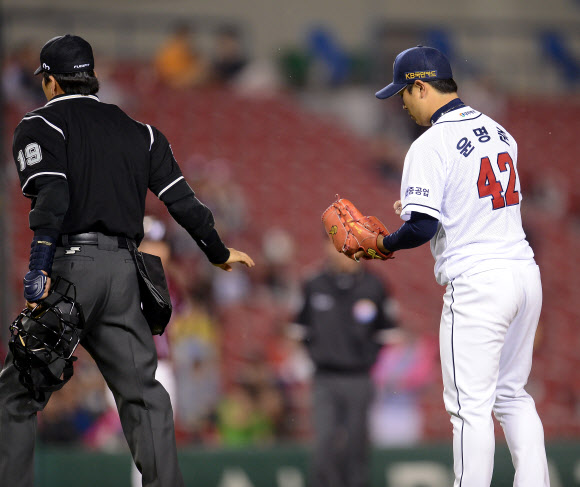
top-left (321, 196), bottom-right (394, 261)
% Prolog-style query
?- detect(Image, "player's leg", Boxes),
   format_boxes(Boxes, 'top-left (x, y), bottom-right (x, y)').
top-left (439, 269), bottom-right (513, 487)
top-left (310, 374), bottom-right (344, 487)
top-left (493, 263), bottom-right (549, 487)
top-left (341, 375), bottom-right (373, 487)
top-left (80, 246), bottom-right (184, 487)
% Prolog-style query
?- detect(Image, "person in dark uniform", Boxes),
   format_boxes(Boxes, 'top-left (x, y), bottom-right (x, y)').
top-left (0, 34), bottom-right (254, 487)
top-left (290, 240), bottom-right (398, 487)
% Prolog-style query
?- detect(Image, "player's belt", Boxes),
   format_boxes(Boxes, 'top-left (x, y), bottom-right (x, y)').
top-left (57, 232), bottom-right (131, 249)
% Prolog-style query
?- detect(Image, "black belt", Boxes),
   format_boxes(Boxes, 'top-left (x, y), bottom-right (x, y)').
top-left (57, 232), bottom-right (130, 249)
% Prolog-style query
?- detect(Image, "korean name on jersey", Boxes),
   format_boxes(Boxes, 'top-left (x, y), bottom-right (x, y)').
top-left (399, 106), bottom-right (534, 285)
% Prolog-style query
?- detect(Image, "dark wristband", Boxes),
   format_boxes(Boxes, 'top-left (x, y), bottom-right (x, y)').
top-left (29, 235), bottom-right (57, 276)
top-left (196, 229), bottom-right (230, 264)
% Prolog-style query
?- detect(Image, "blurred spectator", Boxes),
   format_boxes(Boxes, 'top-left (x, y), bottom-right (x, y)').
top-left (183, 156), bottom-right (247, 242)
top-left (153, 22), bottom-right (209, 88)
top-left (210, 24), bottom-right (248, 85)
top-left (369, 324), bottom-right (438, 447)
top-left (170, 294), bottom-right (222, 442)
top-left (2, 42), bottom-right (45, 110)
top-left (211, 266), bottom-right (253, 306)
top-left (290, 239), bottom-right (398, 487)
top-left (258, 227), bottom-right (301, 310)
top-left (217, 350), bottom-right (286, 445)
top-left (216, 381), bottom-right (274, 446)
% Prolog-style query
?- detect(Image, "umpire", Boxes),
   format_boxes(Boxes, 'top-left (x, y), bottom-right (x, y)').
top-left (0, 34), bottom-right (254, 487)
top-left (291, 240), bottom-right (397, 487)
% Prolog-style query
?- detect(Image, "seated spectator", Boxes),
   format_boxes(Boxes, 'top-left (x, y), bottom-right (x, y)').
top-left (369, 324), bottom-right (438, 447)
top-left (211, 24), bottom-right (248, 85)
top-left (154, 23), bottom-right (209, 88)
top-left (216, 381), bottom-right (276, 446)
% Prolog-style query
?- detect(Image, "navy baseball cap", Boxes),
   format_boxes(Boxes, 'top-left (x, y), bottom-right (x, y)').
top-left (375, 45), bottom-right (453, 99)
top-left (34, 35), bottom-right (94, 75)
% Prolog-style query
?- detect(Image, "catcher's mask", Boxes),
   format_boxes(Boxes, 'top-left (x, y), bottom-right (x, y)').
top-left (9, 277), bottom-right (85, 400)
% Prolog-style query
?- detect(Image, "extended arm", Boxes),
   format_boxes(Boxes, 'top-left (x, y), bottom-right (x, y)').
top-left (148, 124), bottom-right (253, 270)
top-left (378, 211), bottom-right (439, 253)
top-left (159, 179), bottom-right (254, 270)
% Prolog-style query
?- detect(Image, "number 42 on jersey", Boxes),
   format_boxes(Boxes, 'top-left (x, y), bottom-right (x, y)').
top-left (477, 152), bottom-right (519, 210)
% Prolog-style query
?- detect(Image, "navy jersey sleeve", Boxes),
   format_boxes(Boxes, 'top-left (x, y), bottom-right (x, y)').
top-left (13, 112), bottom-right (68, 197)
top-left (147, 125), bottom-right (184, 197)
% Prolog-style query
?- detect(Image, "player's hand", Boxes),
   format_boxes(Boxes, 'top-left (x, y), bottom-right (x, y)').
top-left (394, 200), bottom-right (402, 215)
top-left (213, 248), bottom-right (255, 272)
top-left (25, 270), bottom-right (51, 309)
top-left (353, 234), bottom-right (391, 262)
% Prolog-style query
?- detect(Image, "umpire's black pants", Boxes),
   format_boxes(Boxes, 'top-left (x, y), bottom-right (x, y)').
top-left (0, 234), bottom-right (184, 487)
top-left (310, 372), bottom-right (373, 487)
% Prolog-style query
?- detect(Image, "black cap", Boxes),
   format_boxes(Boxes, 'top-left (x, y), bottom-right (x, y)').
top-left (34, 35), bottom-right (94, 76)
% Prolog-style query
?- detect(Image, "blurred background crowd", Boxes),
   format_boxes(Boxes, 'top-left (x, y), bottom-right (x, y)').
top-left (0, 0), bottom-right (579, 461)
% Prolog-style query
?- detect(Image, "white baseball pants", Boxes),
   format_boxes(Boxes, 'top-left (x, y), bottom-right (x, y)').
top-left (439, 261), bottom-right (549, 487)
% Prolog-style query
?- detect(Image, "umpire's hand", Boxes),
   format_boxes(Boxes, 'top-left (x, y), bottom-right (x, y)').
top-left (213, 248), bottom-right (255, 272)
top-left (25, 270), bottom-right (51, 309)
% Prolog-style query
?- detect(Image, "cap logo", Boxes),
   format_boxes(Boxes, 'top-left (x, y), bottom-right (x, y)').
top-left (405, 70), bottom-right (437, 80)
top-left (42, 63), bottom-right (50, 71)
top-left (73, 63), bottom-right (90, 69)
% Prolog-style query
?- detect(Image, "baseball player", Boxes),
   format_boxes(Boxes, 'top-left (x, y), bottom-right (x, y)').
top-left (354, 46), bottom-right (549, 486)
top-left (0, 34), bottom-right (254, 487)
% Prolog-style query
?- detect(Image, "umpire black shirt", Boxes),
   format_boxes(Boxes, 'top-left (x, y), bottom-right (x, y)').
top-left (13, 94), bottom-right (225, 259)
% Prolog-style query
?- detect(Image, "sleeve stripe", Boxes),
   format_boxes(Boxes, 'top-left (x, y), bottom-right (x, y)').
top-left (157, 176), bottom-right (185, 198)
top-left (402, 202), bottom-right (441, 214)
top-left (22, 116), bottom-right (65, 139)
top-left (21, 171), bottom-right (67, 194)
top-left (146, 124), bottom-right (154, 151)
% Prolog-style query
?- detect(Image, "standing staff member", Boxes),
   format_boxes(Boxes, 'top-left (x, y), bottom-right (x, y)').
top-left (371, 46), bottom-right (548, 487)
top-left (0, 34), bottom-right (254, 487)
top-left (291, 240), bottom-right (397, 487)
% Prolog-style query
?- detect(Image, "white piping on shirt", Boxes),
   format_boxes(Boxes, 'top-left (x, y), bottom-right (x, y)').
top-left (45, 94), bottom-right (100, 105)
top-left (21, 171), bottom-right (67, 195)
top-left (146, 124), bottom-right (154, 151)
top-left (157, 176), bottom-right (184, 198)
top-left (21, 115), bottom-right (65, 139)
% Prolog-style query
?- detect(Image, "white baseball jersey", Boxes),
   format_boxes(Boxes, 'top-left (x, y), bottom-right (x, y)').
top-left (400, 103), bottom-right (549, 487)
top-left (399, 105), bottom-right (534, 285)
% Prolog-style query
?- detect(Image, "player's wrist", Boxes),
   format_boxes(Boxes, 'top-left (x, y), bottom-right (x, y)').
top-left (377, 235), bottom-right (390, 254)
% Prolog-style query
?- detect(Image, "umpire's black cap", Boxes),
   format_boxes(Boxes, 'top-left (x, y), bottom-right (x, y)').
top-left (34, 34), bottom-right (94, 76)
